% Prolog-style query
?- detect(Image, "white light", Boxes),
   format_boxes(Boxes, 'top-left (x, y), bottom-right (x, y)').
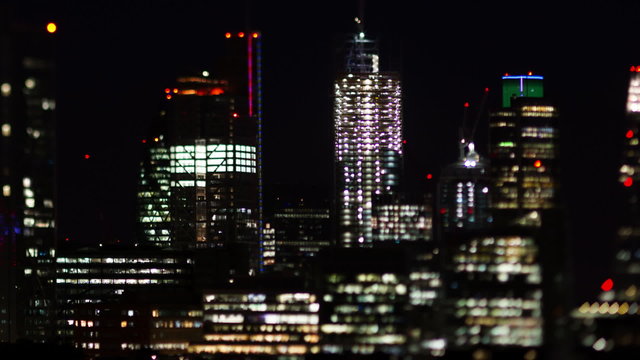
top-left (1, 83), bottom-right (11, 97)
top-left (25, 78), bottom-right (36, 89)
top-left (202, 71), bottom-right (209, 77)
top-left (1, 124), bottom-right (10, 137)
top-left (23, 178), bottom-right (31, 188)
top-left (359, 32), bottom-right (365, 39)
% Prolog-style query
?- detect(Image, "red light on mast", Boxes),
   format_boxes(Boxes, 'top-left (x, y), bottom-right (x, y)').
top-left (141, 139), bottom-right (147, 144)
top-left (464, 102), bottom-right (470, 108)
top-left (624, 177), bottom-right (634, 187)
top-left (426, 174), bottom-right (433, 180)
top-left (439, 208), bottom-right (447, 215)
top-left (601, 278), bottom-right (614, 292)
top-left (533, 160), bottom-right (542, 168)
top-left (84, 154), bottom-right (90, 160)
top-left (484, 87), bottom-right (490, 92)
top-left (626, 130), bottom-right (634, 139)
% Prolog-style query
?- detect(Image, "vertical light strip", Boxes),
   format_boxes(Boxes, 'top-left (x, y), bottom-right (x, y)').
top-left (247, 34), bottom-right (254, 117)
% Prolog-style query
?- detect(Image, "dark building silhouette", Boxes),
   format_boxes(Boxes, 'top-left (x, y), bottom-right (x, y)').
top-left (0, 13), bottom-right (57, 342)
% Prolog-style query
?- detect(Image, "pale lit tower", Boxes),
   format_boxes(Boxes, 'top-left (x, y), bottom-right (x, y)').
top-left (334, 19), bottom-right (402, 247)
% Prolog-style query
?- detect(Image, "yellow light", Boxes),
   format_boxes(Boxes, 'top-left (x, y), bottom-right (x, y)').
top-left (46, 22), bottom-right (57, 34)
top-left (252, 32), bottom-right (259, 38)
top-left (120, 321), bottom-right (127, 328)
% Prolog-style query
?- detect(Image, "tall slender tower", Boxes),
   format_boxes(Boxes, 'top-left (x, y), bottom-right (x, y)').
top-left (334, 20), bottom-right (402, 247)
top-left (0, 16), bottom-right (57, 342)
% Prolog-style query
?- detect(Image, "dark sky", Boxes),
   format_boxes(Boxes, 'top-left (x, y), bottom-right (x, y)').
top-left (8, 1), bottom-right (640, 301)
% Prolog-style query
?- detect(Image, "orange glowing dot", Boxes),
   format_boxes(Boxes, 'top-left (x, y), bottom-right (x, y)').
top-left (626, 130), bottom-right (634, 139)
top-left (46, 22), bottom-right (57, 34)
top-left (252, 32), bottom-right (259, 38)
top-left (504, 73), bottom-right (509, 76)
top-left (225, 32), bottom-right (231, 39)
top-left (601, 278), bottom-right (614, 292)
top-left (624, 177), bottom-right (634, 187)
top-left (166, 95), bottom-right (172, 100)
top-left (533, 160), bottom-right (542, 168)
top-left (164, 88), bottom-right (170, 94)
top-left (238, 32), bottom-right (245, 38)
top-left (172, 88), bottom-right (178, 94)
top-left (154, 137), bottom-right (159, 142)
top-left (528, 71), bottom-right (533, 76)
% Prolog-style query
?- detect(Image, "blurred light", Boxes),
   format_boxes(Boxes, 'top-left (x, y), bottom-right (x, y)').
top-left (164, 88), bottom-right (170, 94)
top-left (225, 32), bottom-right (231, 38)
top-left (504, 73), bottom-right (509, 76)
top-left (238, 32), bottom-right (245, 38)
top-left (533, 160), bottom-right (542, 168)
top-left (202, 71), bottom-right (210, 77)
top-left (632, 66), bottom-right (637, 72)
top-left (439, 208), bottom-right (447, 214)
top-left (252, 32), bottom-right (259, 38)
top-left (84, 154), bottom-right (91, 159)
top-left (402, 140), bottom-right (407, 144)
top-left (626, 130), bottom-right (634, 139)
top-left (601, 278), bottom-right (614, 292)
top-left (484, 87), bottom-right (489, 92)
top-left (172, 88), bottom-right (178, 94)
top-left (464, 102), bottom-right (469, 108)
top-left (233, 113), bottom-right (239, 118)
top-left (426, 174), bottom-right (433, 180)
top-left (624, 177), bottom-right (634, 187)
top-left (154, 137), bottom-right (159, 142)
top-left (166, 95), bottom-right (172, 100)
top-left (46, 22), bottom-right (57, 34)
top-left (528, 71), bottom-right (533, 75)
top-left (141, 139), bottom-right (147, 143)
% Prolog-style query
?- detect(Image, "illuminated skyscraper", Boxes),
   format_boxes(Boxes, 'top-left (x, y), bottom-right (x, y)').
top-left (334, 27), bottom-right (402, 247)
top-left (137, 31), bottom-right (263, 274)
top-left (573, 66), bottom-right (640, 357)
top-left (0, 17), bottom-right (57, 342)
top-left (489, 74), bottom-right (559, 217)
top-left (438, 142), bottom-right (492, 231)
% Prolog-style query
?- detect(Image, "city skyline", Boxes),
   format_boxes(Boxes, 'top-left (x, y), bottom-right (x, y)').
top-left (5, 0), bottom-right (640, 302)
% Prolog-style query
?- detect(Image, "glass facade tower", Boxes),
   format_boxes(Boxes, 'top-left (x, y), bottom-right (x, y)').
top-left (334, 31), bottom-right (402, 247)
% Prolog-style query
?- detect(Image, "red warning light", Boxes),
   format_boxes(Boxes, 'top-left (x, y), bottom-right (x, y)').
top-left (601, 278), bottom-right (614, 292)
top-left (464, 102), bottom-right (470, 108)
top-left (225, 32), bottom-right (231, 39)
top-left (402, 140), bottom-right (407, 144)
top-left (232, 113), bottom-right (239, 118)
top-left (439, 208), bottom-right (447, 215)
top-left (626, 130), bottom-right (634, 139)
top-left (632, 66), bottom-right (640, 73)
top-left (504, 73), bottom-right (509, 76)
top-left (142, 139), bottom-right (147, 144)
top-left (65, 237), bottom-right (70, 242)
top-left (164, 88), bottom-right (170, 94)
top-left (624, 177), bottom-right (634, 187)
top-left (238, 32), bottom-right (245, 38)
top-left (467, 208), bottom-right (474, 214)
top-left (426, 174), bottom-right (433, 180)
top-left (84, 154), bottom-right (90, 159)
top-left (166, 95), bottom-right (172, 100)
top-left (533, 160), bottom-right (542, 168)
top-left (484, 87), bottom-right (490, 92)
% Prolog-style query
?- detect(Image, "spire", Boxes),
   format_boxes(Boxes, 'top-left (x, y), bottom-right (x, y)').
top-left (345, 16), bottom-right (379, 73)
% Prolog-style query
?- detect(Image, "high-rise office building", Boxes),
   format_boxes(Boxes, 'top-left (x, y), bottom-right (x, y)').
top-left (573, 66), bottom-right (640, 357)
top-left (334, 27), bottom-right (402, 247)
top-left (371, 193), bottom-right (432, 243)
top-left (438, 142), bottom-right (491, 231)
top-left (489, 74), bottom-right (559, 217)
top-left (0, 16), bottom-right (57, 342)
top-left (137, 31), bottom-right (262, 274)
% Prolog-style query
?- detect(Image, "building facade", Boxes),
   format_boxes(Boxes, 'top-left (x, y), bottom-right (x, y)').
top-left (0, 17), bottom-right (57, 342)
top-left (334, 31), bottom-right (402, 247)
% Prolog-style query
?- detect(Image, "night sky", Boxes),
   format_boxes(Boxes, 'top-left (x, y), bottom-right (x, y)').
top-left (7, 1), bottom-right (640, 301)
